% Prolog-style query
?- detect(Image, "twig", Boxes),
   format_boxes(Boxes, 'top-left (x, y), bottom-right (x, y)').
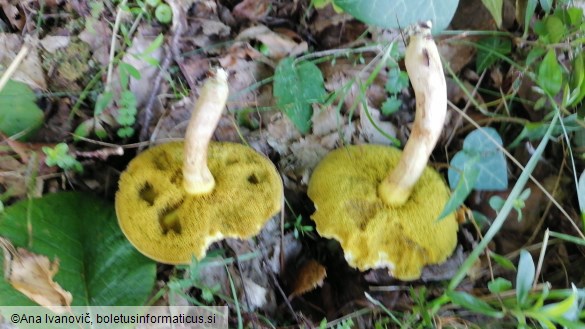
top-left (0, 43), bottom-right (30, 92)
top-left (74, 146), bottom-right (124, 160)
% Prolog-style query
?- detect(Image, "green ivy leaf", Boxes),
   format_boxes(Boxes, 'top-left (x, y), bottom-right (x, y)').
top-left (332, 0), bottom-right (459, 33)
top-left (0, 192), bottom-right (156, 306)
top-left (447, 291), bottom-right (504, 318)
top-left (0, 80), bottom-right (44, 141)
top-left (537, 49), bottom-right (563, 96)
top-left (516, 249), bottom-right (535, 307)
top-left (481, 0), bottom-right (503, 28)
top-left (448, 128), bottom-right (508, 191)
top-left (273, 58), bottom-right (326, 134)
top-left (475, 37), bottom-right (512, 72)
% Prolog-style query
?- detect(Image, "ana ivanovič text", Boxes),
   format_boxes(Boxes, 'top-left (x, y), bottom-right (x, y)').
top-left (9, 312), bottom-right (220, 325)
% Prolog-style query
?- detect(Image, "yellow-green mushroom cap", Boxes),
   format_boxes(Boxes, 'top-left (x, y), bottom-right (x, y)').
top-left (307, 144), bottom-right (458, 280)
top-left (115, 141), bottom-right (283, 264)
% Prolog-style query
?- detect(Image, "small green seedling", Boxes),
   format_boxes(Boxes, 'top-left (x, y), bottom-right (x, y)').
top-left (285, 215), bottom-right (314, 239)
top-left (42, 143), bottom-right (83, 173)
top-left (489, 188), bottom-right (531, 222)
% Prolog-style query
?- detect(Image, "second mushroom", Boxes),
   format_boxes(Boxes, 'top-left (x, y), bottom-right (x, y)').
top-left (115, 68), bottom-right (283, 264)
top-left (307, 22), bottom-right (459, 281)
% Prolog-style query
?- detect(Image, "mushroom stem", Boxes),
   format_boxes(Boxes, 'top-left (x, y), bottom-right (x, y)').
top-left (183, 68), bottom-right (229, 195)
top-left (378, 22), bottom-right (447, 207)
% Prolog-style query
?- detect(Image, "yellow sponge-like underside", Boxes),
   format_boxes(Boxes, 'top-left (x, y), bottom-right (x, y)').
top-left (115, 142), bottom-right (283, 264)
top-left (307, 145), bottom-right (458, 280)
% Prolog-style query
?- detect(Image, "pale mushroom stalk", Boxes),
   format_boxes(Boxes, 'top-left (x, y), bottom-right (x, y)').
top-left (183, 68), bottom-right (229, 195)
top-left (378, 22), bottom-right (447, 207)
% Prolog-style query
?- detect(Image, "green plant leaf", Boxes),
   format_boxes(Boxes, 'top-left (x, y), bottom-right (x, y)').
top-left (481, 0), bottom-right (503, 28)
top-left (448, 128), bottom-right (508, 191)
top-left (537, 49), bottom-right (563, 96)
top-left (332, 0), bottom-right (459, 33)
top-left (509, 114), bottom-right (582, 148)
top-left (439, 154), bottom-right (479, 219)
top-left (488, 277), bottom-right (512, 293)
top-left (516, 249), bottom-right (535, 307)
top-left (0, 192), bottom-right (156, 306)
top-left (274, 58), bottom-right (326, 134)
top-left (155, 4), bottom-right (173, 24)
top-left (447, 291), bottom-right (504, 318)
top-left (94, 91), bottom-right (114, 116)
top-left (0, 80), bottom-right (44, 141)
top-left (381, 96), bottom-right (402, 116)
top-left (523, 0), bottom-right (538, 38)
top-left (385, 67), bottom-right (409, 94)
top-left (475, 37), bottom-right (512, 72)
top-left (539, 0), bottom-right (552, 13)
top-left (567, 52), bottom-right (585, 107)
top-left (491, 253), bottom-right (516, 272)
top-left (539, 284), bottom-right (579, 320)
top-left (578, 170), bottom-right (585, 216)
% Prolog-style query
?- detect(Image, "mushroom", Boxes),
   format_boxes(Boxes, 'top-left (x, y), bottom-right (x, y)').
top-left (307, 22), bottom-right (458, 280)
top-left (115, 68), bottom-right (283, 264)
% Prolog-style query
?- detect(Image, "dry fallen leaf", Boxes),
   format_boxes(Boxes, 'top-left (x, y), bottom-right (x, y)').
top-left (0, 237), bottom-right (72, 313)
top-left (233, 0), bottom-right (271, 21)
top-left (290, 259), bottom-right (327, 298)
top-left (0, 34), bottom-right (47, 90)
top-left (236, 25), bottom-right (307, 60)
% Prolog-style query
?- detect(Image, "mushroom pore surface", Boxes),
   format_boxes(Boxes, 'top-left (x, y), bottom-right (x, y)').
top-left (116, 141), bottom-right (283, 264)
top-left (307, 144), bottom-right (458, 280)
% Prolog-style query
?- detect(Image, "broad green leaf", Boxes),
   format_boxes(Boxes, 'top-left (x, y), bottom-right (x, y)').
top-left (440, 154), bottom-right (479, 219)
top-left (447, 291), bottom-right (504, 318)
top-left (448, 128), bottom-right (508, 191)
top-left (0, 80), bottom-right (44, 141)
top-left (540, 285), bottom-right (579, 320)
top-left (488, 277), bottom-right (512, 293)
top-left (332, 0), bottom-right (459, 33)
top-left (566, 7), bottom-right (583, 26)
top-left (273, 58), bottom-right (326, 134)
top-left (0, 192), bottom-right (156, 306)
top-left (537, 50), bottom-right (563, 96)
top-left (543, 16), bottom-right (567, 43)
top-left (481, 0), bottom-right (503, 28)
top-left (475, 37), bottom-right (512, 73)
top-left (516, 249), bottom-right (535, 307)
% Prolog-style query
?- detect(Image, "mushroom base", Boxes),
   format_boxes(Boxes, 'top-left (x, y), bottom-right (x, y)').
top-left (115, 142), bottom-right (283, 264)
top-left (307, 145), bottom-right (458, 280)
